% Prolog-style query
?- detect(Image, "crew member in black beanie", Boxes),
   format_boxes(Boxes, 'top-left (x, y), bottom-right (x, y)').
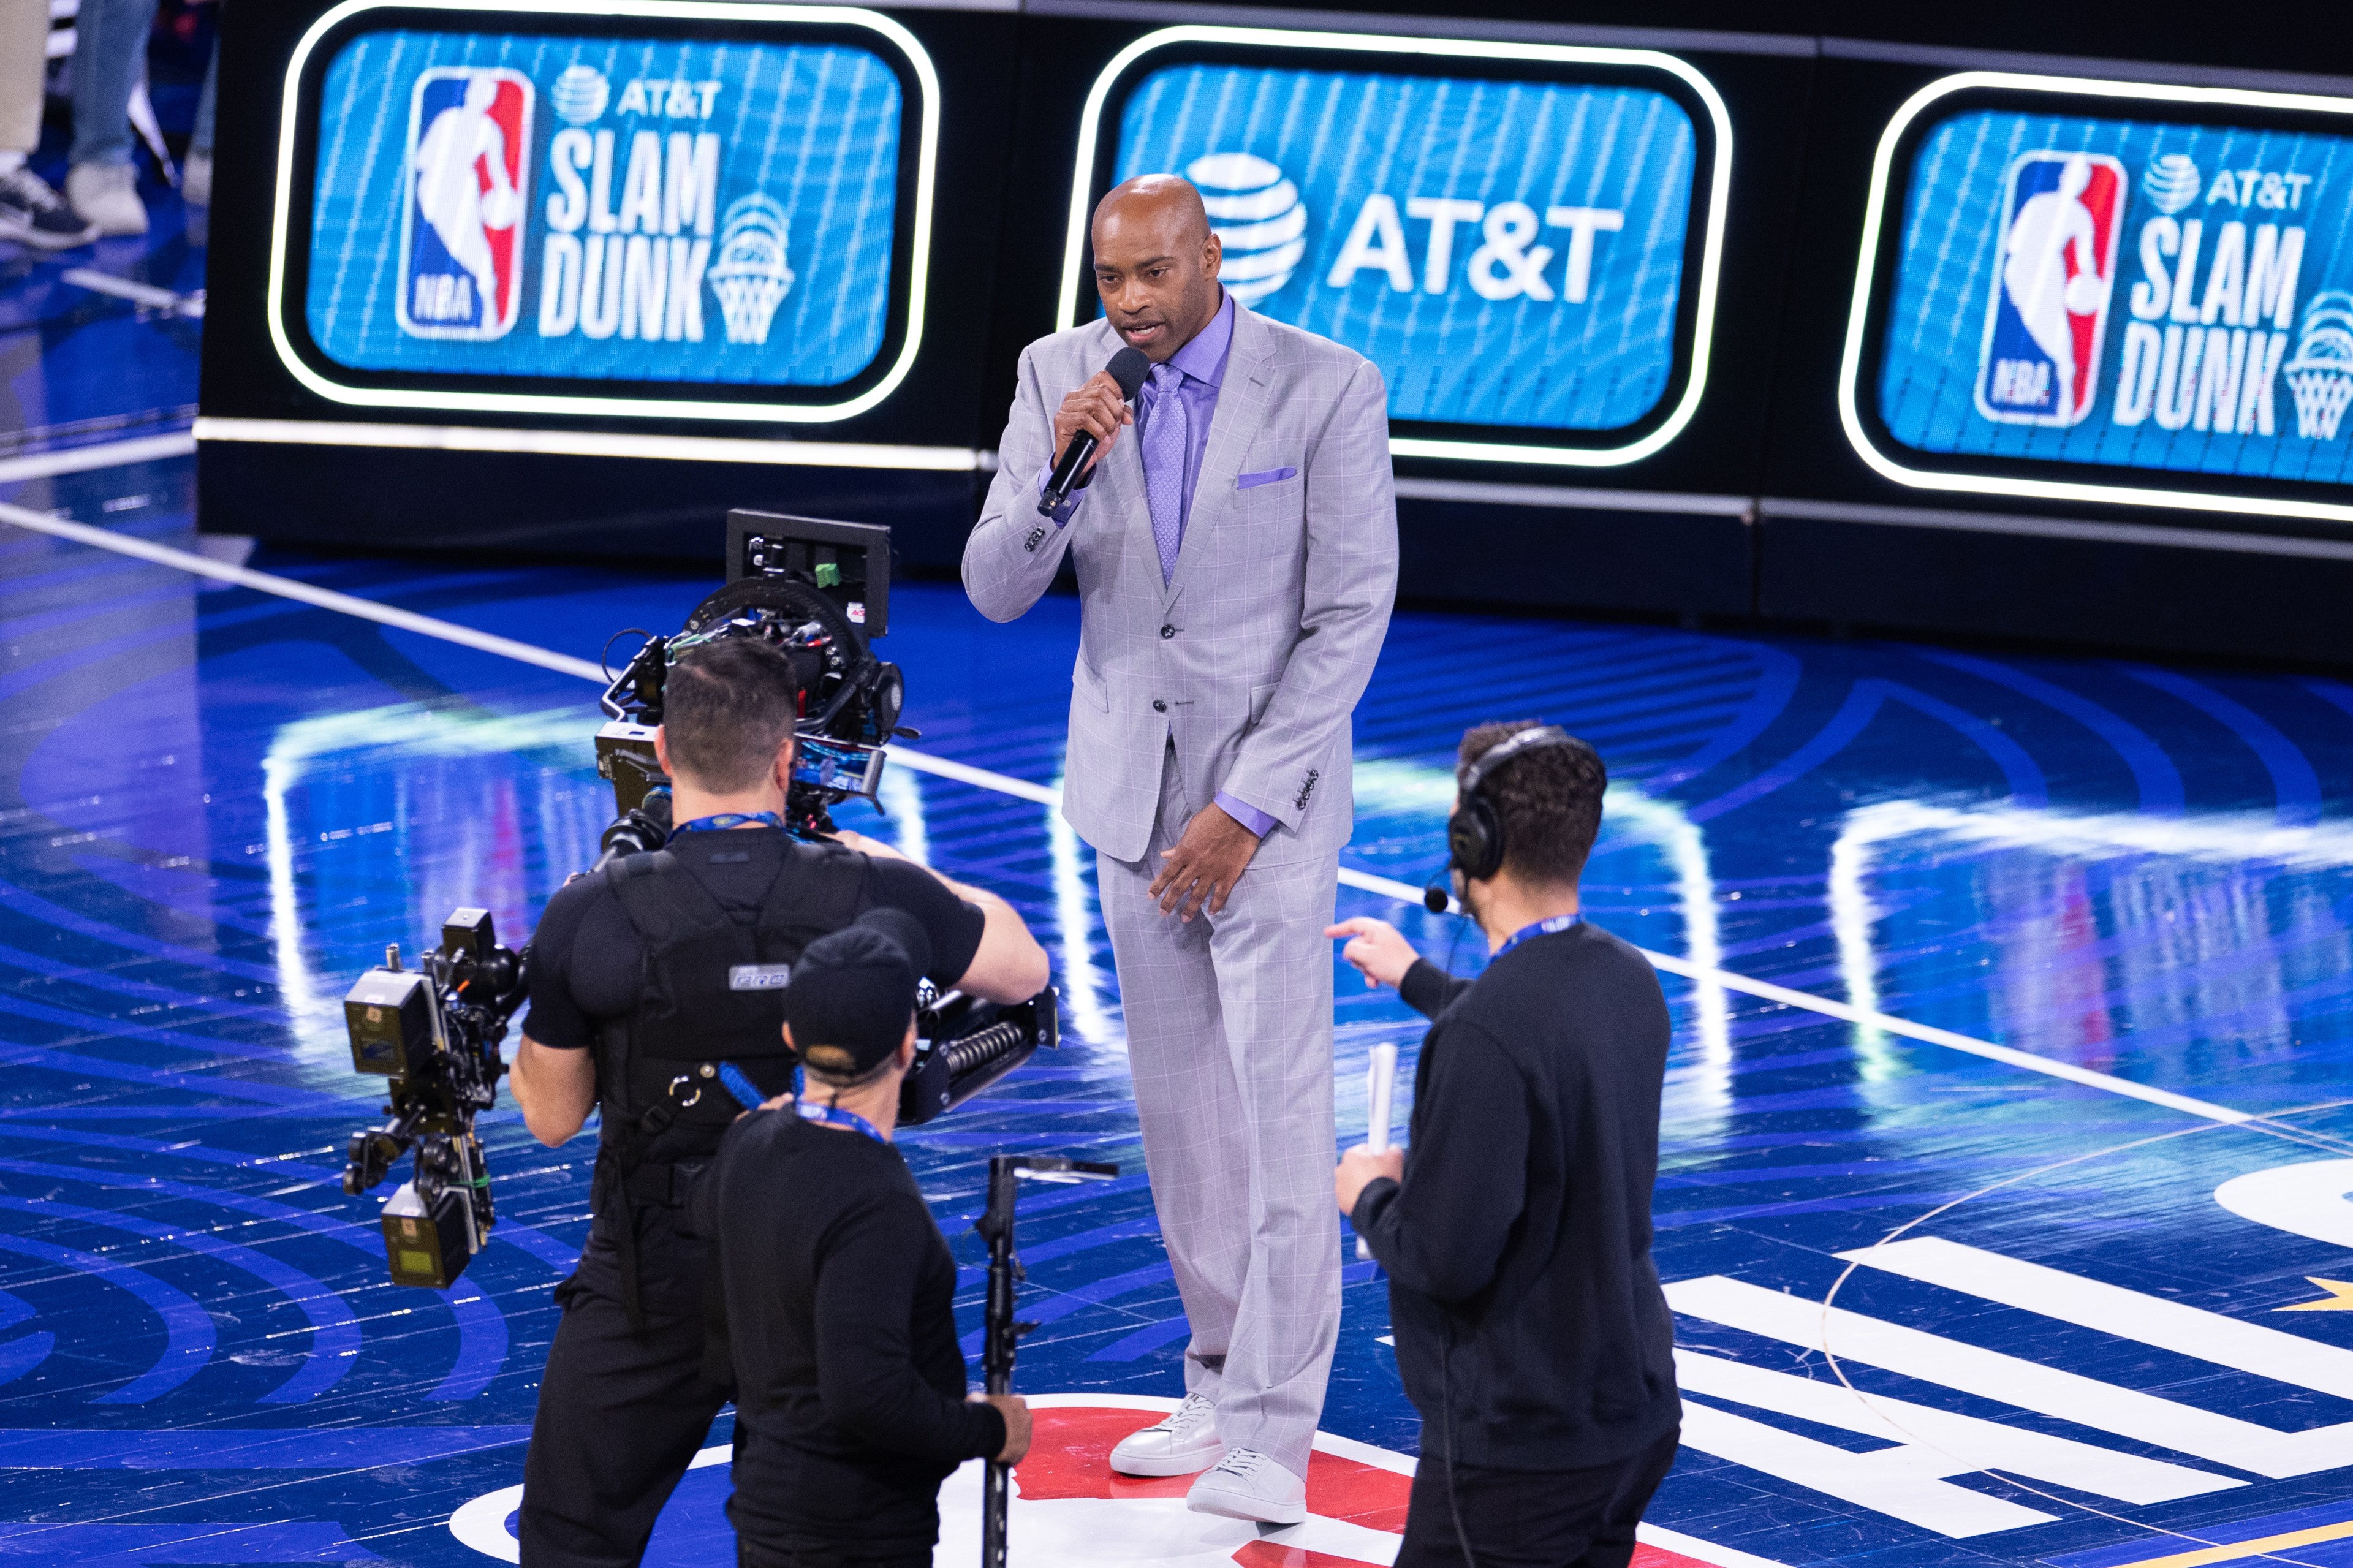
top-left (695, 909), bottom-right (1031, 1568)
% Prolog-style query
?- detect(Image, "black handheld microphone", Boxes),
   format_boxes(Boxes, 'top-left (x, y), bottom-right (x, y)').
top-left (1038, 347), bottom-right (1153, 517)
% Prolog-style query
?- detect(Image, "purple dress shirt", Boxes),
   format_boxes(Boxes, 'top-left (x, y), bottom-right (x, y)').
top-left (1037, 294), bottom-right (1275, 837)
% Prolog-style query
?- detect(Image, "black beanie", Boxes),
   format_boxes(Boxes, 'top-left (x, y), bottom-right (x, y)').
top-left (782, 908), bottom-right (930, 1078)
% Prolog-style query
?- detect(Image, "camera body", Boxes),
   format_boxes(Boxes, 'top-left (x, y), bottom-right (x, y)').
top-left (343, 909), bottom-right (524, 1289)
top-left (596, 512), bottom-right (905, 838)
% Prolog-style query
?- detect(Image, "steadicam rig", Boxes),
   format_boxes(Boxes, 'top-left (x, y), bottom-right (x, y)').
top-left (592, 512), bottom-right (1059, 1130)
top-left (595, 512), bottom-right (910, 841)
top-left (338, 513), bottom-right (1060, 1292)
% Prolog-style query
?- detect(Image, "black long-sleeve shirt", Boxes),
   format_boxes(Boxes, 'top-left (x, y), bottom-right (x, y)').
top-left (1354, 922), bottom-right (1681, 1472)
top-left (695, 1109), bottom-right (1005, 1556)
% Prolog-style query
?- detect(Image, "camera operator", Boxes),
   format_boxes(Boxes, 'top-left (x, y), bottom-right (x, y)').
top-left (507, 637), bottom-right (1050, 1568)
top-left (1327, 724), bottom-right (1680, 1568)
top-left (695, 910), bottom-right (1031, 1568)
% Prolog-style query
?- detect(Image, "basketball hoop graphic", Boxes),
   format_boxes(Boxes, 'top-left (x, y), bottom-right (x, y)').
top-left (709, 194), bottom-right (797, 346)
top-left (2284, 291), bottom-right (2353, 442)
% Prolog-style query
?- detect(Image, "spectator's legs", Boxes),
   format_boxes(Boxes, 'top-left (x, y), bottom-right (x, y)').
top-left (183, 32), bottom-right (216, 206)
top-left (0, 0), bottom-right (45, 175)
top-left (66, 0), bottom-right (160, 235)
top-left (0, 0), bottom-right (97, 249)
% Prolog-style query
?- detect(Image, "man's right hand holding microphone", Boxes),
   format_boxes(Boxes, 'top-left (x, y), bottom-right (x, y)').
top-left (1052, 369), bottom-right (1136, 481)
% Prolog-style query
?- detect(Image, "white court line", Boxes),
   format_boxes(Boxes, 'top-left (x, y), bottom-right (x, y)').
top-left (0, 499), bottom-right (601, 682)
top-left (0, 498), bottom-right (2257, 1127)
top-left (1671, 1347), bottom-right (2238, 1505)
top-left (60, 269), bottom-right (204, 318)
top-left (0, 431), bottom-right (197, 487)
top-left (1665, 1273), bottom-right (2353, 1480)
top-left (1840, 1235), bottom-right (2353, 1401)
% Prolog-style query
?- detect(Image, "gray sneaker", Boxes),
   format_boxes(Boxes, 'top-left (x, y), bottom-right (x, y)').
top-left (66, 162), bottom-right (148, 238)
top-left (0, 167), bottom-right (98, 249)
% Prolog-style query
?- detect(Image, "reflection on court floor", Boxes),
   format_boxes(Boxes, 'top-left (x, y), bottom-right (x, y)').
top-left (0, 446), bottom-right (2351, 1567)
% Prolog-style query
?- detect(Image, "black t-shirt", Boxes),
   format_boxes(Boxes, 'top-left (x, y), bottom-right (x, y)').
top-left (521, 828), bottom-right (987, 1316)
top-left (523, 828), bottom-right (985, 1050)
top-left (1355, 923), bottom-right (1681, 1471)
top-left (694, 1108), bottom-right (1004, 1556)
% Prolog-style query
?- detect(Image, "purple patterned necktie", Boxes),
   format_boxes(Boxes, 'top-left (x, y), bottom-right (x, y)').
top-left (1142, 362), bottom-right (1188, 585)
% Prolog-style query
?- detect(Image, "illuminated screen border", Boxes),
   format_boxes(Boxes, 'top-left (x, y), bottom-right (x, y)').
top-left (1061, 26), bottom-right (1734, 470)
top-left (267, 0), bottom-right (940, 424)
top-left (1840, 70), bottom-right (2353, 527)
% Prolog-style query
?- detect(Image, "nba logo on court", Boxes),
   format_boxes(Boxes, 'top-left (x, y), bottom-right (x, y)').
top-left (1974, 151), bottom-right (2125, 426)
top-left (397, 66), bottom-right (532, 340)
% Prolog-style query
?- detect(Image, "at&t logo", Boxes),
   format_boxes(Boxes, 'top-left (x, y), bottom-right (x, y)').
top-left (1326, 190), bottom-right (1623, 303)
top-left (1188, 151), bottom-right (1303, 304)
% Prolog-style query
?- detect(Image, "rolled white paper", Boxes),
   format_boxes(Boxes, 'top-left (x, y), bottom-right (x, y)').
top-left (1357, 1043), bottom-right (1399, 1260)
top-left (1366, 1043), bottom-right (1397, 1154)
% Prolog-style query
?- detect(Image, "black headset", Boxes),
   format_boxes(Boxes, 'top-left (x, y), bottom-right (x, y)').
top-left (1423, 726), bottom-right (1586, 912)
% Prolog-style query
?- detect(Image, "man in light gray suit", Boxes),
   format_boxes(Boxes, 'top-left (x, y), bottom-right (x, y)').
top-left (963, 175), bottom-right (1397, 1525)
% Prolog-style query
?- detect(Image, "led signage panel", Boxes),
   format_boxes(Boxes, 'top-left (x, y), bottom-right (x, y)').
top-left (1066, 28), bottom-right (1730, 467)
top-left (1844, 72), bottom-right (2353, 523)
top-left (269, 1), bottom-right (938, 423)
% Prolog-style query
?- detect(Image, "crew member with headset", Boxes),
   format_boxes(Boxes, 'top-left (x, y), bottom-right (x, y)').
top-left (696, 909), bottom-right (1033, 1568)
top-left (506, 635), bottom-right (1051, 1568)
top-left (1327, 722), bottom-right (1681, 1568)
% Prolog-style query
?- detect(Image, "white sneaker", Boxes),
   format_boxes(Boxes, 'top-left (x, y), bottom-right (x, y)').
top-left (1186, 1447), bottom-right (1306, 1525)
top-left (1108, 1393), bottom-right (1222, 1477)
top-left (67, 162), bottom-right (148, 237)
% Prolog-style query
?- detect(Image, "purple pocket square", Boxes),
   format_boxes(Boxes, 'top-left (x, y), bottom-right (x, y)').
top-left (1237, 466), bottom-right (1298, 490)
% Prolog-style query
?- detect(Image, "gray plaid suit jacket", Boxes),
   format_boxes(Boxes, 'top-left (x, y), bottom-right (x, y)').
top-left (963, 302), bottom-right (1399, 864)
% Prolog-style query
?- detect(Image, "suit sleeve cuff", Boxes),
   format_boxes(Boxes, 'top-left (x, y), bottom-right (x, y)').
top-left (1213, 792), bottom-right (1277, 838)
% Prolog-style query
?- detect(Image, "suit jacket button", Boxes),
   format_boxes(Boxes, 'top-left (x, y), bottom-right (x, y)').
top-left (1159, 624), bottom-right (1174, 639)
top-left (1152, 699), bottom-right (1168, 713)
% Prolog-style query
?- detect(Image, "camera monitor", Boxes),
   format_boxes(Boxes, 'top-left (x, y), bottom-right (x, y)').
top-left (726, 510), bottom-right (892, 637)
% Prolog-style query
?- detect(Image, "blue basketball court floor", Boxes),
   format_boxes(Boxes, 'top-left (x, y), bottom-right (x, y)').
top-left (4, 201), bottom-right (2353, 1568)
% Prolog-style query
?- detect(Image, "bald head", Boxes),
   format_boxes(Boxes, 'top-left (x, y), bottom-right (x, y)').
top-left (1090, 175), bottom-right (1224, 362)
top-left (1096, 175), bottom-right (1212, 249)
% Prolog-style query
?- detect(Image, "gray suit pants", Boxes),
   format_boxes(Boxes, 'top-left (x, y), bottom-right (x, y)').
top-left (1096, 743), bottom-right (1341, 1477)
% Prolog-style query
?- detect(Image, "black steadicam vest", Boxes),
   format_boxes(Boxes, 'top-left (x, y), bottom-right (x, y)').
top-left (593, 839), bottom-right (866, 1326)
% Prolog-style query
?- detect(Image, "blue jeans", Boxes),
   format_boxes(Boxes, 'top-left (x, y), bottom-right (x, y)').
top-left (192, 38), bottom-right (216, 156)
top-left (69, 0), bottom-right (161, 169)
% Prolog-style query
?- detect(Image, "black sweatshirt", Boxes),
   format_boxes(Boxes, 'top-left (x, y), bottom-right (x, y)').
top-left (1354, 922), bottom-right (1681, 1472)
top-left (695, 1108), bottom-right (1006, 1556)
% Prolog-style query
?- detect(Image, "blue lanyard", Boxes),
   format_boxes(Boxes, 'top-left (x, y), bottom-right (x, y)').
top-left (1497, 914), bottom-right (1580, 958)
top-left (716, 1062), bottom-right (765, 1112)
top-left (798, 1100), bottom-right (887, 1144)
top-left (670, 811), bottom-right (781, 839)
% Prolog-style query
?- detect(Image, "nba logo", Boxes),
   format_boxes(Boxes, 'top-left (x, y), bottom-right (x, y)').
top-left (1974, 151), bottom-right (2125, 426)
top-left (396, 67), bottom-right (533, 340)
